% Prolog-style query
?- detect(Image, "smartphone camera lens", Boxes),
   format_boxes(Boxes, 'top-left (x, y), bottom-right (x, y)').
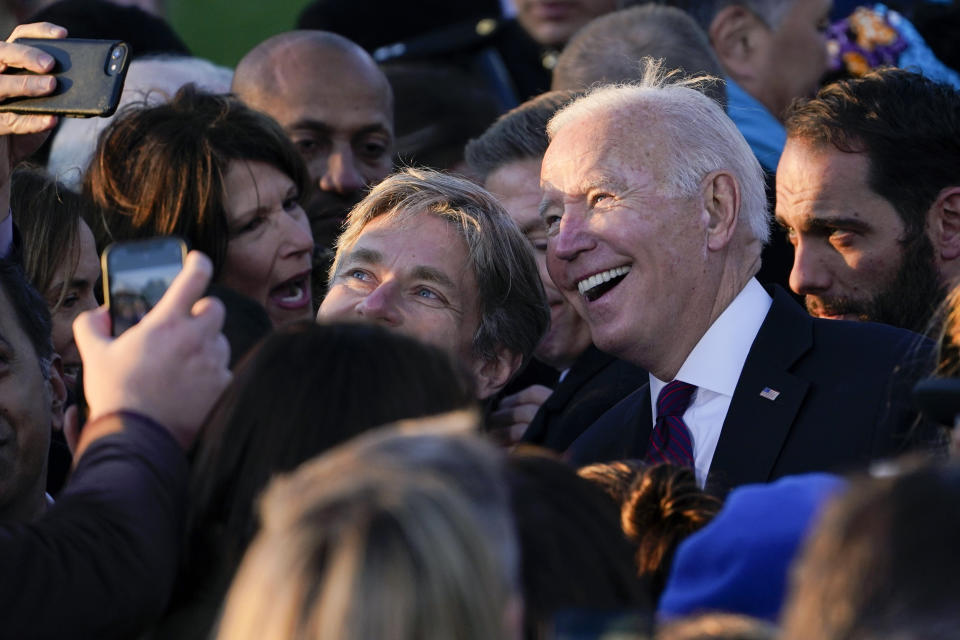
top-left (106, 45), bottom-right (126, 76)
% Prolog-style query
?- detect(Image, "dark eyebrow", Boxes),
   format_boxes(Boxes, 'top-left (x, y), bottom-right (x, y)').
top-left (776, 214), bottom-right (872, 235)
top-left (232, 183), bottom-right (300, 229)
top-left (288, 119), bottom-right (333, 136)
top-left (411, 265), bottom-right (457, 292)
top-left (232, 203), bottom-right (271, 229)
top-left (288, 119), bottom-right (391, 139)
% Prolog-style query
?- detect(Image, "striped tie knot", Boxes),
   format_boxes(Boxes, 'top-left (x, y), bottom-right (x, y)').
top-left (645, 380), bottom-right (697, 469)
top-left (657, 380), bottom-right (697, 417)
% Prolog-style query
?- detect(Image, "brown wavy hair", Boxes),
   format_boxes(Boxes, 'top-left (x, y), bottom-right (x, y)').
top-left (579, 462), bottom-right (722, 599)
top-left (84, 84), bottom-right (308, 278)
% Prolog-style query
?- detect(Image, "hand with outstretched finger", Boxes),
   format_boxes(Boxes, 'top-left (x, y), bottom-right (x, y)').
top-left (72, 252), bottom-right (232, 456)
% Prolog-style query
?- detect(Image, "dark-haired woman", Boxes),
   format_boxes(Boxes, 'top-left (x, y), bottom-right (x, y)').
top-left (85, 84), bottom-right (314, 326)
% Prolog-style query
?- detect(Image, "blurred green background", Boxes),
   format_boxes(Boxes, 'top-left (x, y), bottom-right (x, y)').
top-left (168, 0), bottom-right (308, 67)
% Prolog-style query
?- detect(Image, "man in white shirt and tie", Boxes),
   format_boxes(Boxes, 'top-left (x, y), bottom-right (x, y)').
top-left (540, 61), bottom-right (937, 490)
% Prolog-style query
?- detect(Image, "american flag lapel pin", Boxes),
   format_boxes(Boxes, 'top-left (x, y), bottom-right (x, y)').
top-left (760, 387), bottom-right (780, 401)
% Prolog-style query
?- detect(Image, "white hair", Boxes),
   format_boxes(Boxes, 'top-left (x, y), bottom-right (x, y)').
top-left (47, 55), bottom-right (234, 191)
top-left (547, 58), bottom-right (770, 244)
top-left (666, 0), bottom-right (797, 31)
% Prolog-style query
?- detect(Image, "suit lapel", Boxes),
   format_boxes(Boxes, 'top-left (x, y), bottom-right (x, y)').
top-left (631, 384), bottom-right (655, 456)
top-left (541, 346), bottom-right (613, 412)
top-left (525, 347), bottom-right (614, 444)
top-left (708, 287), bottom-right (813, 488)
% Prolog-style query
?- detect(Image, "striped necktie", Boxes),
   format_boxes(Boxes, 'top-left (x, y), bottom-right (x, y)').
top-left (645, 380), bottom-right (697, 468)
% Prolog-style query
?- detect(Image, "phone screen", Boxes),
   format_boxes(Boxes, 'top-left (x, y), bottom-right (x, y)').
top-left (103, 237), bottom-right (186, 336)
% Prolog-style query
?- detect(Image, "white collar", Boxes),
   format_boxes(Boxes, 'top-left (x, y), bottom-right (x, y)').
top-left (651, 278), bottom-right (772, 397)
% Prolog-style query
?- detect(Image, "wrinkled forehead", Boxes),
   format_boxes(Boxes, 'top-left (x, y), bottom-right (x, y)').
top-left (359, 206), bottom-right (477, 246)
top-left (544, 107), bottom-right (671, 183)
top-left (341, 207), bottom-right (481, 287)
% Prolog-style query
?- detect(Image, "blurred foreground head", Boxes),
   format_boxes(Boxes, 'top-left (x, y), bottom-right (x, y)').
top-left (578, 461), bottom-right (722, 600)
top-left (216, 417), bottom-right (519, 640)
top-left (188, 322), bottom-right (476, 572)
top-left (782, 463), bottom-right (960, 640)
top-left (507, 451), bottom-right (653, 635)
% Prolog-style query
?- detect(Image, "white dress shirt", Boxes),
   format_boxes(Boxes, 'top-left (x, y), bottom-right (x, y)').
top-left (649, 278), bottom-right (772, 486)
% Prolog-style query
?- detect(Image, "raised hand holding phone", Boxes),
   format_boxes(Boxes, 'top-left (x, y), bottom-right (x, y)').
top-left (0, 23), bottom-right (66, 129)
top-left (72, 251), bottom-right (232, 453)
top-left (102, 237), bottom-right (187, 336)
top-left (0, 22), bottom-right (67, 226)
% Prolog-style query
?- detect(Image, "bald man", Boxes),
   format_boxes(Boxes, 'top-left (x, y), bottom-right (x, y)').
top-left (233, 31), bottom-right (395, 256)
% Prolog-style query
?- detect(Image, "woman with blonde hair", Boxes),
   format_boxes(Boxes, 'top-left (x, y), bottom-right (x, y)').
top-left (216, 450), bottom-right (517, 640)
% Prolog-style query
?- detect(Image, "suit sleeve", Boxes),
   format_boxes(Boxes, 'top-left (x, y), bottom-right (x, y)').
top-left (0, 412), bottom-right (189, 640)
top-left (0, 212), bottom-right (12, 260)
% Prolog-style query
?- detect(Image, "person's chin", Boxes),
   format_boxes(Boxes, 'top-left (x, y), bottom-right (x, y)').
top-left (816, 311), bottom-right (860, 321)
top-left (534, 330), bottom-right (566, 367)
top-left (267, 303), bottom-right (314, 327)
top-left (805, 297), bottom-right (868, 323)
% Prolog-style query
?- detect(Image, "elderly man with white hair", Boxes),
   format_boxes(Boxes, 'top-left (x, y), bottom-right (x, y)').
top-left (542, 61), bottom-right (937, 491)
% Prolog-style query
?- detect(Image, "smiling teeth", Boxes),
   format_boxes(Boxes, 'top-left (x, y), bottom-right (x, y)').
top-left (577, 266), bottom-right (631, 296)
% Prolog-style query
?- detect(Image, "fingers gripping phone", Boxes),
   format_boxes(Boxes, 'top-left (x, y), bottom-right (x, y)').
top-left (102, 237), bottom-right (186, 336)
top-left (0, 38), bottom-right (130, 117)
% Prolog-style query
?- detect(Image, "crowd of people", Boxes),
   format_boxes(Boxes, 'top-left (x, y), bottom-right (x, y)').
top-left (2, 0), bottom-right (960, 638)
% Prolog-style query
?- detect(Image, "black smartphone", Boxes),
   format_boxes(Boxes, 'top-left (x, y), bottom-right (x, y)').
top-left (0, 38), bottom-right (130, 117)
top-left (102, 237), bottom-right (186, 336)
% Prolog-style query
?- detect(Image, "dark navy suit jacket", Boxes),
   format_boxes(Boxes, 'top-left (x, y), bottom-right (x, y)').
top-left (521, 345), bottom-right (646, 453)
top-left (567, 287), bottom-right (939, 492)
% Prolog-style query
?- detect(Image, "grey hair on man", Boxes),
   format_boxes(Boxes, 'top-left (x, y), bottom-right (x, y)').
top-left (552, 4), bottom-right (727, 109)
top-left (329, 167), bottom-right (549, 367)
top-left (548, 58), bottom-right (769, 244)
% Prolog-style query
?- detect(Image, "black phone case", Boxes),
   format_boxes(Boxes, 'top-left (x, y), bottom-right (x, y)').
top-left (0, 38), bottom-right (130, 117)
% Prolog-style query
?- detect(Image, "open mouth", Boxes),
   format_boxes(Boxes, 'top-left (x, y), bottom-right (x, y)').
top-left (269, 273), bottom-right (311, 310)
top-left (577, 266), bottom-right (631, 302)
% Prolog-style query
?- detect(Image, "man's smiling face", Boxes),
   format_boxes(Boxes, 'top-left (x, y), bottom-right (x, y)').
top-left (540, 111), bottom-right (709, 370)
